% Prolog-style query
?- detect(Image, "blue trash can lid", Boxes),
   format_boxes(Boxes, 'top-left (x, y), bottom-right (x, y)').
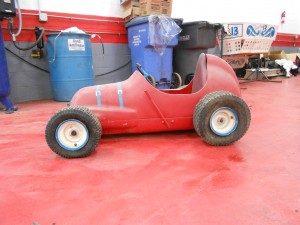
top-left (125, 16), bottom-right (183, 28)
top-left (125, 16), bottom-right (149, 28)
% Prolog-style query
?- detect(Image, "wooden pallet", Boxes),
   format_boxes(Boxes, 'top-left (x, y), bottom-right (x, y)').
top-left (244, 68), bottom-right (285, 80)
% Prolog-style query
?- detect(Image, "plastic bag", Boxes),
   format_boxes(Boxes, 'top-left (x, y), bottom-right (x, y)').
top-left (62, 27), bottom-right (85, 34)
top-left (148, 15), bottom-right (182, 55)
top-left (275, 59), bottom-right (298, 77)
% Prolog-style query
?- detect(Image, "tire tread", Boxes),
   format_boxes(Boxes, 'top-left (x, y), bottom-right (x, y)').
top-left (193, 91), bottom-right (251, 146)
top-left (45, 106), bottom-right (101, 158)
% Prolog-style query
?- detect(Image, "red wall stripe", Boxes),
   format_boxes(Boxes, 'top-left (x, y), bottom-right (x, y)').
top-left (1, 9), bottom-right (300, 47)
top-left (1, 9), bottom-right (128, 44)
top-left (273, 33), bottom-right (300, 47)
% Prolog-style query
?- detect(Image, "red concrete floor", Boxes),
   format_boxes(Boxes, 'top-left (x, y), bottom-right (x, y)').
top-left (0, 76), bottom-right (300, 225)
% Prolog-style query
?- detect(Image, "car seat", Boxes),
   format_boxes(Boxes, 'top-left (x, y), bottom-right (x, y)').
top-left (192, 53), bottom-right (207, 93)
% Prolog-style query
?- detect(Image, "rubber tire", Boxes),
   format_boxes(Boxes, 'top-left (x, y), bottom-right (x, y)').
top-left (193, 91), bottom-right (251, 146)
top-left (171, 72), bottom-right (183, 89)
top-left (45, 106), bottom-right (102, 158)
top-left (146, 75), bottom-right (156, 87)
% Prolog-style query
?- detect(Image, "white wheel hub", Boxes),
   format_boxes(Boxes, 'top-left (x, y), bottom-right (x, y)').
top-left (55, 119), bottom-right (89, 150)
top-left (210, 107), bottom-right (238, 136)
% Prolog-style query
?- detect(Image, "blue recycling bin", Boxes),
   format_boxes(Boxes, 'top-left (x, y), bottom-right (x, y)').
top-left (126, 16), bottom-right (182, 89)
top-left (47, 32), bottom-right (94, 101)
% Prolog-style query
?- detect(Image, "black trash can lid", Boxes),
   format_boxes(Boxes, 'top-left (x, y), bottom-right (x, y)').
top-left (181, 21), bottom-right (222, 30)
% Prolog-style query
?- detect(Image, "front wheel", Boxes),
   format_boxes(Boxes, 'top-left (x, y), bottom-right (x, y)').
top-left (45, 106), bottom-right (102, 158)
top-left (193, 91), bottom-right (251, 146)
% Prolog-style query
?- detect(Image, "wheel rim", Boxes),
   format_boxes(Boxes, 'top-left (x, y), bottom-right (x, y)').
top-left (55, 119), bottom-right (89, 151)
top-left (210, 107), bottom-right (238, 136)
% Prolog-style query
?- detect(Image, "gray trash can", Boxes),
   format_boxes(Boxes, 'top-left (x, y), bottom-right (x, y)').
top-left (173, 21), bottom-right (222, 84)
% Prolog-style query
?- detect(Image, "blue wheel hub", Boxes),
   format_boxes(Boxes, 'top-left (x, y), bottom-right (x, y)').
top-left (55, 119), bottom-right (89, 151)
top-left (210, 107), bottom-right (238, 136)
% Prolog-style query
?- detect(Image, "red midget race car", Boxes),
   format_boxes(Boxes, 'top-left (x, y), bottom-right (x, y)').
top-left (45, 53), bottom-right (251, 158)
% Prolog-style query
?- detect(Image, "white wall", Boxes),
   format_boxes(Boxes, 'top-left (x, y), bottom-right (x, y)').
top-left (19, 0), bottom-right (124, 18)
top-left (19, 0), bottom-right (300, 34)
top-left (172, 0), bottom-right (299, 34)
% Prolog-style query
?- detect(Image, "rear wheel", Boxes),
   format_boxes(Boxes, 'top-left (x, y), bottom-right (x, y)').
top-left (45, 106), bottom-right (101, 158)
top-left (193, 91), bottom-right (251, 146)
top-left (171, 72), bottom-right (182, 89)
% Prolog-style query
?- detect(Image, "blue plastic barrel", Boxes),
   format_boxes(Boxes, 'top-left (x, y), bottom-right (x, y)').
top-left (0, 24), bottom-right (17, 111)
top-left (126, 16), bottom-right (182, 89)
top-left (47, 32), bottom-right (94, 101)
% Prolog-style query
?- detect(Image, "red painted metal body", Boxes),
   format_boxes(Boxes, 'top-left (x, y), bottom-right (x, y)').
top-left (70, 54), bottom-right (241, 135)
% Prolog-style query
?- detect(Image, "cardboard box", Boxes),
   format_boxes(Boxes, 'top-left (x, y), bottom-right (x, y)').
top-left (122, 0), bottom-right (173, 21)
top-left (122, 0), bottom-right (140, 8)
top-left (244, 68), bottom-right (285, 79)
top-left (268, 50), bottom-right (288, 61)
top-left (124, 6), bottom-right (140, 22)
top-left (160, 0), bottom-right (172, 16)
top-left (140, 0), bottom-right (161, 16)
top-left (286, 53), bottom-right (300, 62)
top-left (122, 0), bottom-right (140, 21)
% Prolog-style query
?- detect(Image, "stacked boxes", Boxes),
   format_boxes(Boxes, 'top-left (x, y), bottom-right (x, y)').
top-left (121, 0), bottom-right (172, 21)
top-left (140, 0), bottom-right (161, 16)
top-left (161, 0), bottom-right (172, 16)
top-left (122, 0), bottom-right (140, 22)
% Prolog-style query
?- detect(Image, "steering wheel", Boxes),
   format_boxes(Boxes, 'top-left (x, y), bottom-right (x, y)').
top-left (136, 63), bottom-right (144, 75)
top-left (145, 75), bottom-right (156, 87)
top-left (135, 63), bottom-right (156, 87)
